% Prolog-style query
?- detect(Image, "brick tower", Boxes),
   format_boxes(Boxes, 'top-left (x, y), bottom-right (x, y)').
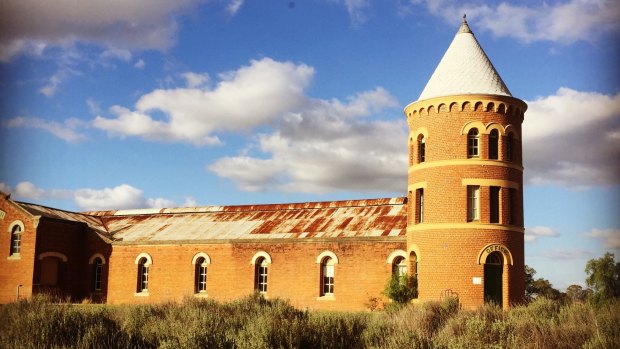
top-left (404, 17), bottom-right (527, 309)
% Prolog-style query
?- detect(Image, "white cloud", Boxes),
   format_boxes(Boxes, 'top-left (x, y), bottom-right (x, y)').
top-left (2, 181), bottom-right (178, 211)
top-left (226, 0), bottom-right (244, 16)
top-left (11, 181), bottom-right (72, 201)
top-left (134, 59), bottom-right (146, 69)
top-left (182, 196), bottom-right (199, 207)
top-left (93, 58), bottom-right (314, 145)
top-left (75, 185), bottom-right (149, 211)
top-left (523, 88), bottom-right (620, 188)
top-left (541, 249), bottom-right (593, 260)
top-left (411, 0), bottom-right (620, 44)
top-left (39, 68), bottom-right (80, 97)
top-left (586, 228), bottom-right (620, 249)
top-left (146, 197), bottom-right (177, 209)
top-left (525, 226), bottom-right (560, 243)
top-left (209, 87), bottom-right (405, 193)
top-left (0, 0), bottom-right (203, 62)
top-left (343, 0), bottom-right (371, 26)
top-left (182, 72), bottom-right (210, 88)
top-left (3, 116), bottom-right (87, 143)
top-left (100, 48), bottom-right (133, 62)
top-left (0, 182), bottom-right (11, 194)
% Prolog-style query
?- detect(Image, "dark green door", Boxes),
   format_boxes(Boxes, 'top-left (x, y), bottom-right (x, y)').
top-left (484, 252), bottom-right (503, 307)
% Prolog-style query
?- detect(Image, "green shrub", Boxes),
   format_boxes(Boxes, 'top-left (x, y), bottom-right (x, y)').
top-left (384, 274), bottom-right (418, 304)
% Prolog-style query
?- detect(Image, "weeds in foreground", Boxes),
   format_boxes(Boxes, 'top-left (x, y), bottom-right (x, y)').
top-left (0, 294), bottom-right (618, 349)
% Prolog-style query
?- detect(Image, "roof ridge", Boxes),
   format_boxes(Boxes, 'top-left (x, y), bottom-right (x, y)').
top-left (96, 197), bottom-right (407, 217)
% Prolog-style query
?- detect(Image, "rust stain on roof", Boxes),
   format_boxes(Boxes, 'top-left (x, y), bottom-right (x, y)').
top-left (18, 197), bottom-right (407, 243)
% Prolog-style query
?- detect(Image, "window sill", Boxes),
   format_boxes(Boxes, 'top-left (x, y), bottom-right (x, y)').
top-left (134, 291), bottom-right (150, 297)
top-left (194, 292), bottom-right (208, 298)
top-left (317, 295), bottom-right (335, 301)
top-left (7, 254), bottom-right (21, 260)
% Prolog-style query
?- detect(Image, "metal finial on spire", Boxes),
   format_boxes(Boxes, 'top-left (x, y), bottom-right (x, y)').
top-left (458, 14), bottom-right (472, 34)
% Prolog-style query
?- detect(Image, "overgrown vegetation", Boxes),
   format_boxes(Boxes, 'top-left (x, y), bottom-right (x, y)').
top-left (2, 253), bottom-right (618, 348)
top-left (1, 294), bottom-right (619, 349)
top-left (383, 274), bottom-right (418, 305)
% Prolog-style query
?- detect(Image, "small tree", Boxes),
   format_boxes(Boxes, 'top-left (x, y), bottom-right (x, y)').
top-left (524, 265), bottom-right (537, 301)
top-left (566, 284), bottom-right (591, 302)
top-left (384, 274), bottom-right (417, 304)
top-left (585, 252), bottom-right (620, 303)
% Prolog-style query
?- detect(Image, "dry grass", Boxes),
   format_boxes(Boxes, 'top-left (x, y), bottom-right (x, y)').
top-left (1, 294), bottom-right (618, 349)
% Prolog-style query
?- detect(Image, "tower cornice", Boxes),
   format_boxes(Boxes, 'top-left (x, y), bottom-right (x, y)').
top-left (404, 94), bottom-right (527, 117)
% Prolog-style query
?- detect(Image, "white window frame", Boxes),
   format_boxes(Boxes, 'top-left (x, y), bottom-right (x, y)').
top-left (467, 186), bottom-right (480, 221)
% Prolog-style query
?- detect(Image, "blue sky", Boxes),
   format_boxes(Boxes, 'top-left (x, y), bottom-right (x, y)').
top-left (0, 0), bottom-right (618, 290)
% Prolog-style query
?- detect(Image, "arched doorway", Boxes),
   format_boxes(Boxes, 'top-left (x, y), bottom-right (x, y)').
top-left (484, 252), bottom-right (503, 306)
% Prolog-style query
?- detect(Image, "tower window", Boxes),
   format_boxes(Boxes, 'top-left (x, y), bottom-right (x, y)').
top-left (321, 257), bottom-right (335, 296)
top-left (416, 188), bottom-right (424, 224)
top-left (195, 257), bottom-right (208, 293)
top-left (409, 138), bottom-right (414, 165)
top-left (490, 186), bottom-right (500, 224)
top-left (468, 129), bottom-right (479, 158)
top-left (418, 135), bottom-right (426, 163)
top-left (255, 257), bottom-right (268, 294)
top-left (467, 186), bottom-right (480, 221)
top-left (489, 129), bottom-right (499, 160)
top-left (10, 225), bottom-right (22, 255)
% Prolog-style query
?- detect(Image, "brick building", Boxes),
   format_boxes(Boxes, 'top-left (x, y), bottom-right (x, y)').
top-left (0, 19), bottom-right (526, 310)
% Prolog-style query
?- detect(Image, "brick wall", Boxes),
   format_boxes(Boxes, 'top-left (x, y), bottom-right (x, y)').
top-left (106, 239), bottom-right (406, 310)
top-left (405, 95), bottom-right (527, 309)
top-left (0, 196), bottom-right (38, 303)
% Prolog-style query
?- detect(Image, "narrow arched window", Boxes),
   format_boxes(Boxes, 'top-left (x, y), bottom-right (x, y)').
top-left (137, 257), bottom-right (149, 292)
top-left (10, 225), bottom-right (22, 255)
top-left (489, 129), bottom-right (499, 160)
top-left (506, 133), bottom-right (513, 162)
top-left (468, 129), bottom-right (479, 158)
top-left (392, 256), bottom-right (407, 278)
top-left (255, 257), bottom-right (268, 294)
top-left (93, 257), bottom-right (103, 291)
top-left (195, 257), bottom-right (208, 293)
top-left (418, 135), bottom-right (426, 163)
top-left (416, 188), bottom-right (424, 224)
top-left (321, 257), bottom-right (335, 296)
top-left (408, 138), bottom-right (414, 165)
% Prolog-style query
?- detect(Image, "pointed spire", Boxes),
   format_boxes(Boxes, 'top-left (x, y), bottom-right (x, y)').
top-left (418, 17), bottom-right (511, 101)
top-left (458, 14), bottom-right (472, 34)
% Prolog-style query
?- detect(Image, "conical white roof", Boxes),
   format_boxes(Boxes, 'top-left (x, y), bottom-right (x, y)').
top-left (418, 18), bottom-right (511, 101)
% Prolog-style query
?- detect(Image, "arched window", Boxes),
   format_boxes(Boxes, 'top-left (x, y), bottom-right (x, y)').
top-left (489, 129), bottom-right (499, 160)
top-left (392, 256), bottom-right (407, 278)
top-left (321, 257), bottom-right (335, 296)
top-left (10, 225), bottom-right (22, 255)
top-left (416, 188), bottom-right (424, 224)
top-left (255, 257), bottom-right (268, 294)
top-left (467, 129), bottom-right (479, 158)
top-left (93, 257), bottom-right (103, 291)
top-left (409, 138), bottom-right (414, 165)
top-left (137, 257), bottom-right (150, 293)
top-left (195, 257), bottom-right (208, 293)
top-left (418, 135), bottom-right (426, 163)
top-left (506, 133), bottom-right (513, 162)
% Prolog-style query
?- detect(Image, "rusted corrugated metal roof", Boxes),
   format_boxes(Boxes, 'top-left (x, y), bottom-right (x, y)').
top-left (18, 197), bottom-right (407, 243)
